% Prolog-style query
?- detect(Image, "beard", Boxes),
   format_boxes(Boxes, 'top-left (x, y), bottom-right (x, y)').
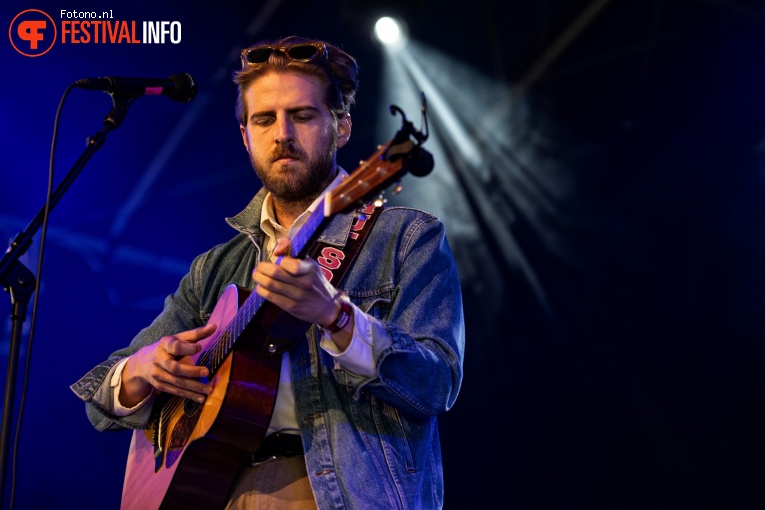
top-left (249, 132), bottom-right (338, 204)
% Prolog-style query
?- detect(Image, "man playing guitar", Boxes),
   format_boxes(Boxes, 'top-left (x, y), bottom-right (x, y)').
top-left (72, 35), bottom-right (465, 510)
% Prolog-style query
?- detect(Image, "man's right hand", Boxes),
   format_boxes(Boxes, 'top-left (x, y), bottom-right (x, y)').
top-left (119, 323), bottom-right (217, 407)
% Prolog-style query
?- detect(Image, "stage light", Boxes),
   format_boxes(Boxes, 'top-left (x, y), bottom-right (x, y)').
top-left (374, 16), bottom-right (407, 49)
top-left (374, 40), bottom-right (558, 321)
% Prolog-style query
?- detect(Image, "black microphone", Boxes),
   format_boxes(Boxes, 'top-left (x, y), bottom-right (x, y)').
top-left (74, 73), bottom-right (197, 103)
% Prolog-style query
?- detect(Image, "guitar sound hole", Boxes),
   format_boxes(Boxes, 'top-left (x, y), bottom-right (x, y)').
top-left (184, 399), bottom-right (200, 416)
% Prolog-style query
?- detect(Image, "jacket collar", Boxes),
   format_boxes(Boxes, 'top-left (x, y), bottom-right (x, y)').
top-left (225, 187), bottom-right (268, 237)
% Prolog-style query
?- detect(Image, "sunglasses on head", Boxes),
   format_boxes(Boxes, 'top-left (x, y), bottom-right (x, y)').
top-left (240, 42), bottom-right (328, 67)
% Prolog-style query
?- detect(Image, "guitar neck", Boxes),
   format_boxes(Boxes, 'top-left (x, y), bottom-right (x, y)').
top-left (288, 195), bottom-right (331, 259)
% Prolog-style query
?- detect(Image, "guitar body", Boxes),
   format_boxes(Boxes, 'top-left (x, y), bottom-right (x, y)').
top-left (121, 285), bottom-right (299, 510)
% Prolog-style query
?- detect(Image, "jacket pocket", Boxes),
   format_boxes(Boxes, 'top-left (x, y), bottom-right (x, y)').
top-left (370, 395), bottom-right (416, 474)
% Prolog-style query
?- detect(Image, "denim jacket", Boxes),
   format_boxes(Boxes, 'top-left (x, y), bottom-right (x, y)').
top-left (71, 188), bottom-right (465, 509)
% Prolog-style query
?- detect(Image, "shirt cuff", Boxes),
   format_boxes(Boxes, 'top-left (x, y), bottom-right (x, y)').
top-left (319, 303), bottom-right (377, 378)
top-left (111, 357), bottom-right (153, 417)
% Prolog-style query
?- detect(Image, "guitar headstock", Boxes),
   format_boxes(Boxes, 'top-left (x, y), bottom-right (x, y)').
top-left (325, 94), bottom-right (433, 216)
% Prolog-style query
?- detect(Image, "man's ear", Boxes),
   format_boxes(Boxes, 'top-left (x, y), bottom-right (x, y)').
top-left (240, 124), bottom-right (250, 151)
top-left (337, 113), bottom-right (352, 148)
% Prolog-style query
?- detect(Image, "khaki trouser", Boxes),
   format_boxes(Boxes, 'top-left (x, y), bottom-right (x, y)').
top-left (225, 455), bottom-right (318, 510)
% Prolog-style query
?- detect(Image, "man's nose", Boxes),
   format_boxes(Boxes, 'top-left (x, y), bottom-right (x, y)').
top-left (274, 116), bottom-right (294, 144)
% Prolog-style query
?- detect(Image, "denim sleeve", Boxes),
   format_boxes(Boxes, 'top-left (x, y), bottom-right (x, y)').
top-left (364, 215), bottom-right (465, 418)
top-left (70, 250), bottom-right (209, 431)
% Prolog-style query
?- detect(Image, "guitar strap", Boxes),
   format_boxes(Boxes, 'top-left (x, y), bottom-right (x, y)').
top-left (309, 202), bottom-right (383, 287)
top-left (259, 202), bottom-right (383, 356)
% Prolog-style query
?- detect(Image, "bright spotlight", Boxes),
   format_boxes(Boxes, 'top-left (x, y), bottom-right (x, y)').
top-left (374, 17), bottom-right (407, 49)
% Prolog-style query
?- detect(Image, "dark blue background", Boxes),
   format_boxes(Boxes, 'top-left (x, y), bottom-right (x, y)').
top-left (2, 0), bottom-right (765, 508)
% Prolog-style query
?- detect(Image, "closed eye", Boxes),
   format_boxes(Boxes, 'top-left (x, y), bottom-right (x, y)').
top-left (250, 115), bottom-right (275, 126)
top-left (248, 106), bottom-right (322, 126)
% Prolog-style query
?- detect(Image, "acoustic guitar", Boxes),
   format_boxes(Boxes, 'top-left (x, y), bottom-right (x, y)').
top-left (120, 102), bottom-right (433, 509)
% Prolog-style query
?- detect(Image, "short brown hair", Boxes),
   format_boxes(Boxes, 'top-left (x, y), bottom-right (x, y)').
top-left (233, 35), bottom-right (359, 126)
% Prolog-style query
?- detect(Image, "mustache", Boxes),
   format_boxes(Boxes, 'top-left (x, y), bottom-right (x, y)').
top-left (271, 145), bottom-right (303, 162)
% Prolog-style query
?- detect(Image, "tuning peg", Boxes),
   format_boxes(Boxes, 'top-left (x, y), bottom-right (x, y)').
top-left (392, 181), bottom-right (404, 195)
top-left (374, 193), bottom-right (387, 208)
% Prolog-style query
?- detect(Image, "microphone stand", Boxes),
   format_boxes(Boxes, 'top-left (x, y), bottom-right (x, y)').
top-left (0, 95), bottom-right (133, 507)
